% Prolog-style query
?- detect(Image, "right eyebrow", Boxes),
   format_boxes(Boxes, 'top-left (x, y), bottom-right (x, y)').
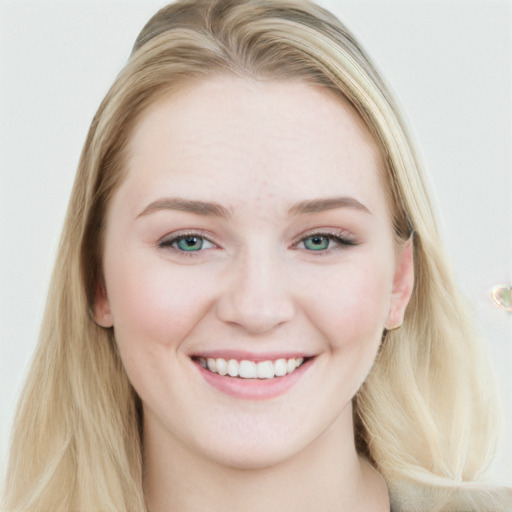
top-left (137, 198), bottom-right (232, 219)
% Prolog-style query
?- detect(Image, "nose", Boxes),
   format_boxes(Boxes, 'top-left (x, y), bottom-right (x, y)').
top-left (215, 250), bottom-right (296, 334)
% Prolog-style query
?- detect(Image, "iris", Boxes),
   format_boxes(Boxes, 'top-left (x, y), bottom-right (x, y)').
top-left (176, 236), bottom-right (204, 251)
top-left (303, 235), bottom-right (330, 251)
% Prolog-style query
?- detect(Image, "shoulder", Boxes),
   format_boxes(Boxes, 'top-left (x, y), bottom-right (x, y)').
top-left (389, 480), bottom-right (512, 512)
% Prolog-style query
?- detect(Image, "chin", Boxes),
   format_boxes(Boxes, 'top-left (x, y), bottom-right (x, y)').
top-left (201, 440), bottom-right (303, 471)
top-left (185, 412), bottom-right (336, 473)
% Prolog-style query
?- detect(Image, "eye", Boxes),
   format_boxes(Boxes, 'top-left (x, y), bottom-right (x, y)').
top-left (159, 234), bottom-right (215, 252)
top-left (297, 232), bottom-right (356, 252)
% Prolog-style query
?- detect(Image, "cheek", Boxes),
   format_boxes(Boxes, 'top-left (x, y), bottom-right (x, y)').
top-left (105, 257), bottom-right (216, 354)
top-left (302, 258), bottom-right (392, 348)
top-left (103, 258), bottom-right (220, 409)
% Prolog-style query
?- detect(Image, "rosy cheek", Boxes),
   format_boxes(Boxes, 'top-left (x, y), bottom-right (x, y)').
top-left (107, 261), bottom-right (215, 352)
top-left (309, 264), bottom-right (391, 344)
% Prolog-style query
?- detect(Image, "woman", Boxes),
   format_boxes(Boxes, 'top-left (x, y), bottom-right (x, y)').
top-left (3, 1), bottom-right (510, 511)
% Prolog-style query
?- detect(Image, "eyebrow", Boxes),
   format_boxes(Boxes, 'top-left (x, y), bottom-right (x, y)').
top-left (137, 195), bottom-right (371, 220)
top-left (137, 198), bottom-right (232, 219)
top-left (288, 196), bottom-right (371, 216)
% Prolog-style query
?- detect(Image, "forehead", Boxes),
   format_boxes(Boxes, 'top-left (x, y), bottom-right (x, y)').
top-left (121, 76), bottom-right (387, 216)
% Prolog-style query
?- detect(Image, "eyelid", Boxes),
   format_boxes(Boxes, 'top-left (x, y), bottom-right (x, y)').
top-left (293, 227), bottom-right (356, 244)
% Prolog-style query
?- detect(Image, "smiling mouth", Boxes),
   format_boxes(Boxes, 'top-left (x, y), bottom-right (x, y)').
top-left (195, 356), bottom-right (307, 380)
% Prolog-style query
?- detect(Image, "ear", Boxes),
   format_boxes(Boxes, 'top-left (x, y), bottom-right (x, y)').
top-left (92, 277), bottom-right (113, 328)
top-left (385, 239), bottom-right (414, 330)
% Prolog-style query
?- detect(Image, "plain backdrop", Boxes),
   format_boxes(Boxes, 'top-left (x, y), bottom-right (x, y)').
top-left (1, 0), bottom-right (511, 485)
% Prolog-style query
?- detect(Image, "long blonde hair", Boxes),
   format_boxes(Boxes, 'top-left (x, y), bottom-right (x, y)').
top-left (4, 1), bottom-right (508, 511)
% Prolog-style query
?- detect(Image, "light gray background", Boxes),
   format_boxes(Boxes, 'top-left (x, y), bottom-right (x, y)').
top-left (1, 0), bottom-right (511, 484)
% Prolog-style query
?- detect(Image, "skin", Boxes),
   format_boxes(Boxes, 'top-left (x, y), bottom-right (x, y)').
top-left (95, 76), bottom-right (413, 511)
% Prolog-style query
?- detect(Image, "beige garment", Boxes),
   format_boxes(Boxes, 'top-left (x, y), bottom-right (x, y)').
top-left (389, 481), bottom-right (512, 512)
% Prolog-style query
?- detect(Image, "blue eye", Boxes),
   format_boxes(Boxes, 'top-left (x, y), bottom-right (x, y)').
top-left (303, 235), bottom-right (330, 251)
top-left (176, 236), bottom-right (204, 251)
top-left (299, 233), bottom-right (356, 252)
top-left (159, 234), bottom-right (214, 252)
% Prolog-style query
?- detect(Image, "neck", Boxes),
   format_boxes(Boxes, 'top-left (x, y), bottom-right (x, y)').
top-left (142, 402), bottom-right (389, 512)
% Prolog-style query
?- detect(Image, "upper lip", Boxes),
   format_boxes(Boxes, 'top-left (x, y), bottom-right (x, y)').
top-left (191, 350), bottom-right (314, 362)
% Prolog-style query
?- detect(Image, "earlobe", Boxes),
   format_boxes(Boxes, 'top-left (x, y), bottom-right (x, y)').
top-left (92, 278), bottom-right (113, 328)
top-left (385, 239), bottom-right (414, 330)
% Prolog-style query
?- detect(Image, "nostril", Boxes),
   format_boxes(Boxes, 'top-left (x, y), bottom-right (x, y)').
top-left (215, 297), bottom-right (295, 334)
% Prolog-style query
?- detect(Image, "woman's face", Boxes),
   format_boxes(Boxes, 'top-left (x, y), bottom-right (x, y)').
top-left (95, 76), bottom-right (413, 470)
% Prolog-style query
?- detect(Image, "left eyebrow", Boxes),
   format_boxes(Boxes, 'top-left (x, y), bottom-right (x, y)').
top-left (288, 196), bottom-right (372, 216)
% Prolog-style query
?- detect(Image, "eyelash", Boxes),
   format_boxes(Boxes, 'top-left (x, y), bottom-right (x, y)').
top-left (157, 230), bottom-right (357, 256)
top-left (293, 231), bottom-right (357, 253)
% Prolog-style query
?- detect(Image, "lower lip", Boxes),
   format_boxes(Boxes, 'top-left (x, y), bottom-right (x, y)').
top-left (194, 359), bottom-right (312, 400)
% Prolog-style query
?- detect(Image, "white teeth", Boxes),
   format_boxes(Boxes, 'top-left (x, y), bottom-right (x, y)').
top-left (216, 357), bottom-right (228, 375)
top-left (207, 358), bottom-right (217, 373)
top-left (274, 358), bottom-right (287, 377)
top-left (256, 360), bottom-right (274, 379)
top-left (198, 356), bottom-right (306, 379)
top-left (227, 359), bottom-right (239, 377)
top-left (239, 360), bottom-right (257, 379)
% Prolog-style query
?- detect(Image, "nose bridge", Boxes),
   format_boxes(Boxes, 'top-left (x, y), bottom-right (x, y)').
top-left (216, 242), bottom-right (295, 333)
